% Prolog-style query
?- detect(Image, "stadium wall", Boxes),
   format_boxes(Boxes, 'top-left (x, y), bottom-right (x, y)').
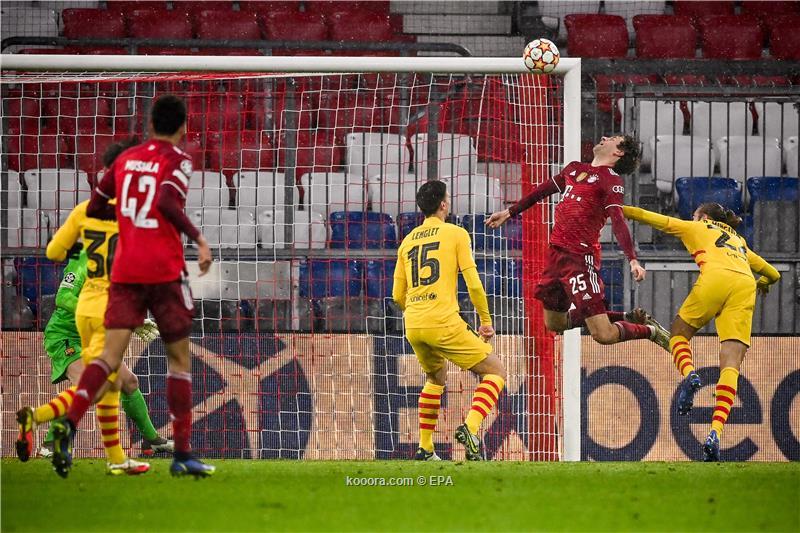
top-left (2, 333), bottom-right (797, 461)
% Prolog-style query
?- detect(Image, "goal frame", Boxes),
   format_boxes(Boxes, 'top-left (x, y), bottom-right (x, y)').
top-left (1, 53), bottom-right (582, 461)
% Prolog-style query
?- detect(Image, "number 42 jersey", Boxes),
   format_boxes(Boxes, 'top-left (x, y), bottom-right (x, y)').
top-left (97, 139), bottom-right (193, 284)
top-left (394, 216), bottom-right (477, 328)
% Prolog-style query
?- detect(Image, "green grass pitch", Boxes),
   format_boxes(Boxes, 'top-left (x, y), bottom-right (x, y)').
top-left (2, 459), bottom-right (798, 532)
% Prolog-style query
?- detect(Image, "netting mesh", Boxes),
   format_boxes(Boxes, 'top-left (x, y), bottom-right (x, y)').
top-left (1, 70), bottom-right (565, 460)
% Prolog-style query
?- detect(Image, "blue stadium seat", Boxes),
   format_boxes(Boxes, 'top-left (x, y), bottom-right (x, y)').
top-left (457, 259), bottom-right (503, 298)
top-left (675, 177), bottom-right (743, 220)
top-left (600, 261), bottom-right (624, 312)
top-left (15, 257), bottom-right (62, 316)
top-left (746, 176), bottom-right (799, 209)
top-left (299, 259), bottom-right (363, 299)
top-left (506, 259), bottom-right (523, 298)
top-left (329, 211), bottom-right (397, 249)
top-left (397, 212), bottom-right (424, 241)
top-left (739, 214), bottom-right (755, 244)
top-left (461, 214), bottom-right (523, 251)
top-left (365, 259), bottom-right (396, 299)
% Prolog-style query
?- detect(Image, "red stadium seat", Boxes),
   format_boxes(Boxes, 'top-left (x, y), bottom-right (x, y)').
top-left (106, 0), bottom-right (167, 13)
top-left (740, 1), bottom-right (800, 21)
top-left (328, 11), bottom-right (394, 42)
top-left (11, 134), bottom-right (69, 172)
top-left (673, 1), bottom-right (734, 23)
top-left (18, 48), bottom-right (71, 54)
top-left (699, 15), bottom-right (764, 59)
top-left (720, 75), bottom-right (793, 87)
top-left (128, 9), bottom-right (193, 39)
top-left (768, 15), bottom-right (800, 60)
top-left (196, 10), bottom-right (262, 40)
top-left (65, 46), bottom-right (129, 55)
top-left (238, 1), bottom-right (299, 13)
top-left (305, 1), bottom-right (390, 16)
top-left (564, 14), bottom-right (629, 58)
top-left (73, 132), bottom-right (127, 181)
top-left (291, 132), bottom-right (344, 177)
top-left (137, 47), bottom-right (196, 55)
top-left (170, 1), bottom-right (234, 14)
top-left (61, 9), bottom-right (125, 39)
top-left (261, 10), bottom-right (327, 41)
top-left (664, 74), bottom-right (710, 86)
top-left (207, 130), bottom-right (276, 176)
top-left (633, 15), bottom-right (697, 58)
top-left (5, 97), bottom-right (41, 133)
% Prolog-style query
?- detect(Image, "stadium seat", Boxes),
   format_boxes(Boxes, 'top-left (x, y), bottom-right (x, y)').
top-left (327, 11), bottom-right (393, 43)
top-left (690, 101), bottom-right (754, 146)
top-left (23, 169), bottom-right (90, 228)
top-left (257, 208), bottom-right (326, 249)
top-left (196, 10), bottom-right (261, 40)
top-left (2, 172), bottom-right (23, 247)
top-left (536, 1), bottom-right (601, 39)
top-left (62, 9), bottom-right (125, 39)
top-left (461, 214), bottom-right (522, 251)
top-left (756, 102), bottom-right (799, 141)
top-left (170, 1), bottom-right (233, 15)
top-left (368, 175), bottom-right (422, 219)
top-left (618, 99), bottom-right (688, 167)
top-left (305, 1), bottom-right (390, 16)
top-left (235, 170), bottom-right (298, 210)
top-left (300, 172), bottom-right (365, 216)
top-left (443, 174), bottom-right (502, 217)
top-left (603, 1), bottom-right (666, 37)
top-left (650, 135), bottom-right (716, 196)
top-left (747, 176), bottom-right (799, 206)
top-left (673, 1), bottom-right (734, 22)
top-left (397, 212), bottom-right (424, 240)
top-left (292, 133), bottom-right (345, 177)
top-left (457, 259), bottom-right (503, 300)
top-left (73, 131), bottom-right (127, 180)
top-left (786, 136), bottom-right (799, 177)
top-left (716, 136), bottom-right (782, 186)
top-left (675, 177), bottom-right (742, 219)
top-left (564, 14), bottom-right (629, 58)
top-left (365, 258), bottom-right (396, 300)
top-left (187, 171), bottom-right (229, 209)
top-left (345, 133), bottom-right (410, 178)
top-left (12, 134), bottom-right (69, 172)
top-left (106, 0), bottom-right (167, 13)
top-left (0, 7), bottom-right (58, 39)
top-left (411, 133), bottom-right (477, 181)
top-left (663, 74), bottom-right (710, 86)
top-left (740, 1), bottom-right (800, 21)
top-left (5, 96), bottom-right (42, 133)
top-left (766, 15), bottom-right (800, 60)
top-left (593, 74), bottom-right (660, 115)
top-left (128, 9), bottom-right (193, 40)
top-left (207, 130), bottom-right (275, 178)
top-left (239, 1), bottom-right (299, 13)
top-left (633, 15), bottom-right (697, 59)
top-left (699, 16), bottom-right (764, 59)
top-left (190, 207), bottom-right (257, 249)
top-left (299, 259), bottom-right (362, 299)
top-left (329, 211), bottom-right (397, 249)
top-left (260, 11), bottom-right (327, 54)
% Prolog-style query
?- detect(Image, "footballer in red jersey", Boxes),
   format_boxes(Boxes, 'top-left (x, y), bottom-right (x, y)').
top-left (57, 95), bottom-right (216, 478)
top-left (486, 135), bottom-right (670, 350)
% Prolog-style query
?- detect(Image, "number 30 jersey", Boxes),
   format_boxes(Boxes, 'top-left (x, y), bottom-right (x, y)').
top-left (97, 139), bottom-right (193, 284)
top-left (394, 216), bottom-right (477, 328)
top-left (48, 200), bottom-right (119, 318)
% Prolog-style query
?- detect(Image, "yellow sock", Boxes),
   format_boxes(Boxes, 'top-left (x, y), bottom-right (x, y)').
top-left (97, 389), bottom-right (126, 465)
top-left (465, 374), bottom-right (505, 434)
top-left (418, 382), bottom-right (444, 452)
top-left (33, 386), bottom-right (77, 424)
top-left (711, 367), bottom-right (739, 435)
top-left (670, 336), bottom-right (695, 377)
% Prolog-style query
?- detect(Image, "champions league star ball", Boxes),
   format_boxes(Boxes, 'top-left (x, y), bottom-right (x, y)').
top-left (523, 38), bottom-right (560, 74)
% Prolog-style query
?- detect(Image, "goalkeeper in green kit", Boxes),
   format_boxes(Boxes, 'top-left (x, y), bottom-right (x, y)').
top-left (16, 243), bottom-right (172, 460)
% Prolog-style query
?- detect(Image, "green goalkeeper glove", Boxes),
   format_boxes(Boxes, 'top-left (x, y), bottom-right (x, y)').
top-left (134, 318), bottom-right (160, 343)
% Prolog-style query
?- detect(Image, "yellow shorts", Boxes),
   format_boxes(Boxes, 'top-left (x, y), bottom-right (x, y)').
top-left (679, 272), bottom-right (757, 346)
top-left (75, 314), bottom-right (118, 382)
top-left (406, 320), bottom-right (492, 374)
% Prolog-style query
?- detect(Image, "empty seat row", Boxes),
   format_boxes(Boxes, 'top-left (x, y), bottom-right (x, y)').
top-left (673, 176), bottom-right (798, 220)
top-left (565, 13), bottom-right (800, 60)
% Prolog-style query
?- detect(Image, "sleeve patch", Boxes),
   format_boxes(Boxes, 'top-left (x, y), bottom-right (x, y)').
top-left (180, 159), bottom-right (193, 176)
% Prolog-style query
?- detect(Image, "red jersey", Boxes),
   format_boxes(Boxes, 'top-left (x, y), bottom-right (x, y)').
top-left (549, 161), bottom-right (625, 257)
top-left (96, 139), bottom-right (194, 284)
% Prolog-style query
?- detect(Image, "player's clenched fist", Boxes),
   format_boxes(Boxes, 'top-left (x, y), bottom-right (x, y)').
top-left (478, 324), bottom-right (495, 342)
top-left (629, 259), bottom-right (646, 282)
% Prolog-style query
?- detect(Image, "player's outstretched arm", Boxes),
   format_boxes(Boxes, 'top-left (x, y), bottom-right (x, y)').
top-left (608, 206), bottom-right (645, 282)
top-left (391, 253), bottom-right (407, 312)
top-left (622, 205), bottom-right (692, 236)
top-left (746, 246), bottom-right (781, 295)
top-left (485, 177), bottom-right (562, 228)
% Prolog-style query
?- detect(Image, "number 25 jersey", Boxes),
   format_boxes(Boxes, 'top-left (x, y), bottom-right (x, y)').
top-left (394, 216), bottom-right (477, 328)
top-left (97, 139), bottom-right (193, 284)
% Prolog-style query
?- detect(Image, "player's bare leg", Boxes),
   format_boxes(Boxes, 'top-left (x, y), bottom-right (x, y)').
top-left (703, 339), bottom-right (748, 462)
top-left (165, 338), bottom-right (214, 477)
top-left (456, 355), bottom-right (506, 461)
top-left (670, 316), bottom-right (702, 416)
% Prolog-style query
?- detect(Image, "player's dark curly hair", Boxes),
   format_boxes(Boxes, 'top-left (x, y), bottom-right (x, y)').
top-left (613, 135), bottom-right (642, 175)
top-left (416, 180), bottom-right (447, 217)
top-left (151, 95), bottom-right (187, 136)
top-left (697, 202), bottom-right (742, 230)
top-left (101, 136), bottom-right (139, 168)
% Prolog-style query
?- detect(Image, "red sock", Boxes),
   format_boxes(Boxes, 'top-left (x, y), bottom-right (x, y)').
top-left (67, 360), bottom-right (111, 426)
top-left (614, 321), bottom-right (652, 341)
top-left (569, 309), bottom-right (625, 328)
top-left (167, 372), bottom-right (193, 455)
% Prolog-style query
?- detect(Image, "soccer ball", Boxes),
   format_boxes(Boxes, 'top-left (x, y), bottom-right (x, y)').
top-left (523, 38), bottom-right (560, 74)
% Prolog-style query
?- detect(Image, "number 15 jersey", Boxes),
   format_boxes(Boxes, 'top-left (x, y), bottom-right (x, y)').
top-left (97, 139), bottom-right (193, 284)
top-left (394, 216), bottom-right (477, 328)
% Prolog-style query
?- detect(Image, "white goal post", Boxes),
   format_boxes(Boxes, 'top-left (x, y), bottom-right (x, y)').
top-left (1, 54), bottom-right (582, 461)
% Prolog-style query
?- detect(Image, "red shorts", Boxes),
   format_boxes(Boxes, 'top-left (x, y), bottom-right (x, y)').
top-left (533, 245), bottom-right (607, 318)
top-left (105, 277), bottom-right (194, 344)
